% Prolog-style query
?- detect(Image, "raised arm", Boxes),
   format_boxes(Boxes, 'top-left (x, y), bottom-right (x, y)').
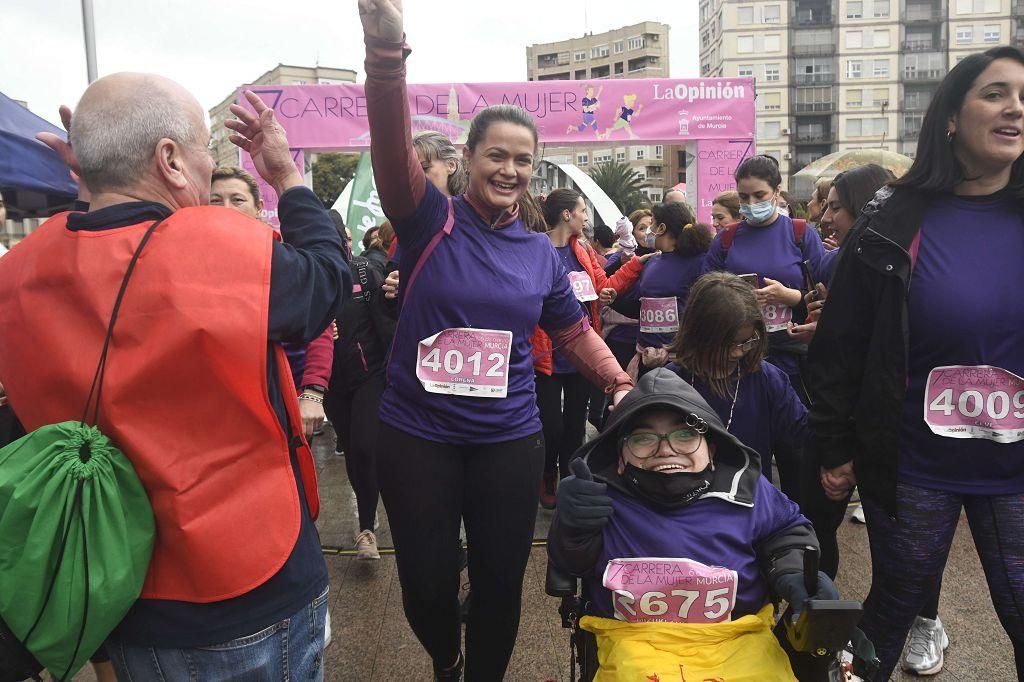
top-left (360, 0), bottom-right (426, 221)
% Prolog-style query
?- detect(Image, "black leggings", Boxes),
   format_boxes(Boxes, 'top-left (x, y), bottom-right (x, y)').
top-left (535, 372), bottom-right (592, 479)
top-left (376, 423), bottom-right (545, 680)
top-left (324, 375), bottom-right (384, 531)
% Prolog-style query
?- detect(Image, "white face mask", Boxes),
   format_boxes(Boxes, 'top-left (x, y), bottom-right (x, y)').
top-left (777, 206), bottom-right (790, 217)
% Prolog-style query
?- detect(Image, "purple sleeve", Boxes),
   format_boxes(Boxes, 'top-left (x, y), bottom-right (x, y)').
top-left (702, 232), bottom-right (726, 274)
top-left (766, 365), bottom-right (809, 451)
top-left (800, 224), bottom-right (826, 283)
top-left (751, 476), bottom-right (809, 544)
top-left (539, 249), bottom-right (586, 332)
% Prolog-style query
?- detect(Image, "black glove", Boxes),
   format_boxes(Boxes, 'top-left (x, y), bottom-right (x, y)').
top-left (556, 458), bottom-right (614, 530)
top-left (775, 570), bottom-right (840, 619)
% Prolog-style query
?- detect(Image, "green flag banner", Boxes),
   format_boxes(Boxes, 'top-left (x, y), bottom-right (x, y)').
top-left (345, 153), bottom-right (382, 256)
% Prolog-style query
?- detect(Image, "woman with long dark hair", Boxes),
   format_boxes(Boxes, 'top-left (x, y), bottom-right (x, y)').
top-left (807, 46), bottom-right (1024, 679)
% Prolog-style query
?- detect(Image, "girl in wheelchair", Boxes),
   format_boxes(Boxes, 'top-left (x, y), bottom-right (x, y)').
top-left (547, 368), bottom-right (840, 680)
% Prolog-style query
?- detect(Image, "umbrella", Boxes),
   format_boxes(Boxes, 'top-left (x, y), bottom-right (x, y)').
top-left (794, 149), bottom-right (913, 181)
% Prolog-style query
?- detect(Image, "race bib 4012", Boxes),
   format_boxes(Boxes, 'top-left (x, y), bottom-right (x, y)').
top-left (602, 557), bottom-right (738, 624)
top-left (416, 328), bottom-right (512, 399)
top-left (924, 365), bottom-right (1024, 443)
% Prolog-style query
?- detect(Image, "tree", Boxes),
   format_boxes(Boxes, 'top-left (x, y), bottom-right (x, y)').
top-left (587, 161), bottom-right (650, 215)
top-left (311, 153), bottom-right (360, 208)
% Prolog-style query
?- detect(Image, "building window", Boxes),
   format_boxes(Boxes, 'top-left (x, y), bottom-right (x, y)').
top-left (872, 87), bottom-right (889, 106)
top-left (955, 0), bottom-right (972, 12)
top-left (873, 59), bottom-right (889, 78)
top-left (614, 62), bottom-right (624, 75)
top-left (738, 6), bottom-right (754, 23)
top-left (759, 121), bottom-right (782, 138)
top-left (847, 89), bottom-right (864, 107)
top-left (738, 64), bottom-right (754, 77)
top-left (649, 192), bottom-right (662, 203)
top-left (848, 60), bottom-right (863, 78)
top-left (847, 119), bottom-right (863, 136)
top-left (591, 45), bottom-right (609, 58)
top-left (575, 69), bottom-right (587, 79)
top-left (576, 153), bottom-right (589, 165)
top-left (848, 31), bottom-right (863, 48)
top-left (654, 145), bottom-right (664, 159)
top-left (872, 0), bottom-right (890, 16)
top-left (634, 148), bottom-right (646, 160)
top-left (763, 5), bottom-right (781, 22)
top-left (737, 35), bottom-right (754, 53)
top-left (613, 41), bottom-right (624, 54)
top-left (956, 26), bottom-right (973, 43)
top-left (765, 64), bottom-right (781, 81)
top-left (594, 151), bottom-right (612, 164)
top-left (764, 34), bottom-right (781, 52)
top-left (984, 25), bottom-right (1000, 42)
top-left (628, 36), bottom-right (645, 50)
top-left (846, 0), bottom-right (863, 18)
top-left (873, 29), bottom-right (890, 47)
top-left (616, 151), bottom-right (626, 162)
top-left (762, 92), bottom-right (783, 111)
top-left (574, 51), bottom-right (586, 62)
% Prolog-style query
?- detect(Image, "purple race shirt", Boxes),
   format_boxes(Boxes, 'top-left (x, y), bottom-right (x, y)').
top-left (382, 183), bottom-right (584, 444)
top-left (900, 192), bottom-right (1024, 494)
top-left (552, 244), bottom-right (591, 375)
top-left (622, 251), bottom-right (705, 348)
top-left (584, 478), bottom-right (807, 620)
top-left (703, 215), bottom-right (824, 376)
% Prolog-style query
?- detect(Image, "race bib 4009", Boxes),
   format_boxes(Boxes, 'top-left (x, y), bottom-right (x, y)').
top-left (924, 365), bottom-right (1024, 443)
top-left (602, 557), bottom-right (738, 624)
top-left (416, 328), bottom-right (512, 399)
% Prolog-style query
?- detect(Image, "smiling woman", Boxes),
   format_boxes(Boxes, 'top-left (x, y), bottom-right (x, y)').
top-left (358, 0), bottom-right (634, 678)
top-left (806, 45), bottom-right (1024, 680)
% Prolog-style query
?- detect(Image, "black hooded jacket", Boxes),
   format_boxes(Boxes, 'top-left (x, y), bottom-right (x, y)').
top-left (548, 369), bottom-right (817, 592)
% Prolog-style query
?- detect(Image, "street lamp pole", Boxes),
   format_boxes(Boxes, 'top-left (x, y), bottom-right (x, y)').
top-left (81, 0), bottom-right (98, 83)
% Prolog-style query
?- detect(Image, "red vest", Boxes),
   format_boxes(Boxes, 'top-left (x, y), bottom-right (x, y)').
top-left (0, 208), bottom-right (319, 603)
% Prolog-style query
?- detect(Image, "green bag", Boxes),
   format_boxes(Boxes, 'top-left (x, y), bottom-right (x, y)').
top-left (0, 219), bottom-right (163, 681)
top-left (0, 423), bottom-right (154, 680)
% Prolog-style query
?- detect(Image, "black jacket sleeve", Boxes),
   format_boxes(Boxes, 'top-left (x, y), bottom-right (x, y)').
top-left (268, 186), bottom-right (351, 343)
top-left (365, 260), bottom-right (397, 347)
top-left (756, 521), bottom-right (819, 599)
top-left (547, 515), bottom-right (605, 578)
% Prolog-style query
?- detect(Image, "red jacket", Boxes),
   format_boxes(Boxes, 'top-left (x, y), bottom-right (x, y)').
top-left (531, 237), bottom-right (643, 375)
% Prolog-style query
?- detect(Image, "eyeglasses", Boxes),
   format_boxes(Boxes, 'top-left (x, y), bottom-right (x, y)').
top-left (621, 415), bottom-right (708, 459)
top-left (731, 332), bottom-right (760, 353)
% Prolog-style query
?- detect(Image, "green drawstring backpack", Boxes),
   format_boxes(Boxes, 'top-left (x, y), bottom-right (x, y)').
top-left (0, 220), bottom-right (162, 681)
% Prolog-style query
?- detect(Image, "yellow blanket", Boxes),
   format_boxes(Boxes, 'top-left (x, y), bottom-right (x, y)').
top-left (579, 604), bottom-right (796, 681)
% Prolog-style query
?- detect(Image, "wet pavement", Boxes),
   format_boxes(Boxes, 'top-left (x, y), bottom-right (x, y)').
top-left (73, 422), bottom-right (1015, 681)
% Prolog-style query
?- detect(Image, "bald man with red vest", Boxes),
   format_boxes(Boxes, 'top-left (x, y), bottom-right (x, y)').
top-left (0, 74), bottom-right (349, 679)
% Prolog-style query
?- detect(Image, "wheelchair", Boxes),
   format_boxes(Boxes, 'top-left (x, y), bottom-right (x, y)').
top-left (546, 548), bottom-right (880, 682)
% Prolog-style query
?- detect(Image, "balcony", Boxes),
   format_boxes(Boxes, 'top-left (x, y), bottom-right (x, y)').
top-left (901, 39), bottom-right (946, 51)
top-left (793, 72), bottom-right (835, 85)
top-left (792, 44), bottom-right (835, 56)
top-left (794, 14), bottom-right (833, 26)
top-left (794, 101), bottom-right (835, 113)
top-left (904, 7), bottom-right (944, 23)
top-left (794, 131), bottom-right (836, 144)
top-left (903, 69), bottom-right (945, 82)
top-left (627, 66), bottom-right (666, 75)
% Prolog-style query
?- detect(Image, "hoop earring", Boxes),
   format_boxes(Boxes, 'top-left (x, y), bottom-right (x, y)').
top-left (947, 130), bottom-right (955, 144)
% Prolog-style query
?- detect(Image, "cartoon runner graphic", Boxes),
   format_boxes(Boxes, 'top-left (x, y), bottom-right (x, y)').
top-left (600, 93), bottom-right (644, 140)
top-left (567, 83), bottom-right (603, 136)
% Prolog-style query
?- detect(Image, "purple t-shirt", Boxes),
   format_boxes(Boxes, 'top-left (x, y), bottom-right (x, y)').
top-left (552, 244), bottom-right (590, 374)
top-left (584, 478), bottom-right (807, 619)
top-left (703, 215), bottom-right (824, 376)
top-left (819, 247), bottom-right (839, 288)
top-left (665, 361), bottom-right (807, 471)
top-left (381, 183), bottom-right (585, 444)
top-left (622, 250), bottom-right (705, 348)
top-left (899, 192), bottom-right (1024, 494)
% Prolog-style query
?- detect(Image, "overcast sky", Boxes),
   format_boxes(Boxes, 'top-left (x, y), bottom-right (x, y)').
top-left (3, 0), bottom-right (700, 129)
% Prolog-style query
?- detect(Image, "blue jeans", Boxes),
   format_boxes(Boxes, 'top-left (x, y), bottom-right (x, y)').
top-left (108, 588), bottom-right (328, 681)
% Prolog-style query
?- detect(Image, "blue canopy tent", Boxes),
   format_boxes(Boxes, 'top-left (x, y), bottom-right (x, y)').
top-left (0, 90), bottom-right (77, 216)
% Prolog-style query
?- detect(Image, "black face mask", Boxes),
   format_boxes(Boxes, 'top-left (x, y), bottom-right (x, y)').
top-left (621, 462), bottom-right (713, 510)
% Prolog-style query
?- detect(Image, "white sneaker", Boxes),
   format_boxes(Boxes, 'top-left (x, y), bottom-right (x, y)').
top-left (902, 615), bottom-right (949, 675)
top-left (850, 504), bottom-right (866, 524)
top-left (354, 529), bottom-right (380, 560)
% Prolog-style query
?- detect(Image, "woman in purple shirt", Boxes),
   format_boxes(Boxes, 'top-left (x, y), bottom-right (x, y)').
top-left (360, 1), bottom-right (633, 678)
top-left (808, 46), bottom-right (1024, 679)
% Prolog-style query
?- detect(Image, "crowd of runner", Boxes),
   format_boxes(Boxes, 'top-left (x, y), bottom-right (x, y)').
top-left (0, 0), bottom-right (1023, 679)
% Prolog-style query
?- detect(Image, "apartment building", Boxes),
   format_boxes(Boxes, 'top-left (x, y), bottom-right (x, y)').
top-left (699, 0), bottom-right (1022, 194)
top-left (208, 64), bottom-right (357, 169)
top-left (526, 22), bottom-right (683, 203)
